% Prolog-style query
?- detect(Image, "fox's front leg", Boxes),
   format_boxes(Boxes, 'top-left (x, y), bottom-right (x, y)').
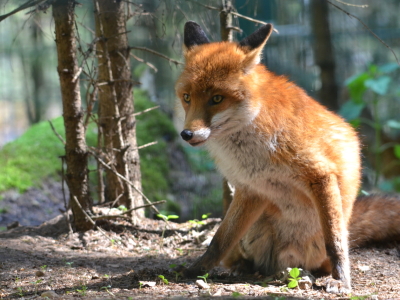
top-left (184, 186), bottom-right (266, 277)
top-left (311, 174), bottom-right (352, 294)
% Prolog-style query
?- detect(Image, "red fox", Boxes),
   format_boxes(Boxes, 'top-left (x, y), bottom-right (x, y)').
top-left (176, 21), bottom-right (400, 294)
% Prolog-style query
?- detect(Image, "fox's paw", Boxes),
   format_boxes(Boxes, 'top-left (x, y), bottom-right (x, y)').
top-left (173, 264), bottom-right (207, 278)
top-left (325, 278), bottom-right (351, 294)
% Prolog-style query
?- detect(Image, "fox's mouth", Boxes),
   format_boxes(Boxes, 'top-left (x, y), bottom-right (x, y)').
top-left (188, 140), bottom-right (206, 147)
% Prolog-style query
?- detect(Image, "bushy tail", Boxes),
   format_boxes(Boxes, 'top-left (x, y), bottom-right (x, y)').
top-left (349, 194), bottom-right (400, 248)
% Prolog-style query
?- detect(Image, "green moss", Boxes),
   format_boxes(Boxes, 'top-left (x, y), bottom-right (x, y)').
top-left (0, 89), bottom-right (176, 204)
top-left (0, 117), bottom-right (65, 191)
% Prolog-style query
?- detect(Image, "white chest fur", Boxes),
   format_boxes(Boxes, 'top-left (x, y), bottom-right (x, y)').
top-left (206, 125), bottom-right (314, 217)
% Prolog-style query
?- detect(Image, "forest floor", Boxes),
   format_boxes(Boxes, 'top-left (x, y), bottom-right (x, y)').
top-left (1, 207), bottom-right (400, 300)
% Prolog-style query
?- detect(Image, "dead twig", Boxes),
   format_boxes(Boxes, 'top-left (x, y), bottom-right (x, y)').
top-left (137, 141), bottom-right (158, 150)
top-left (88, 148), bottom-right (162, 216)
top-left (48, 120), bottom-right (66, 145)
top-left (92, 200), bottom-right (166, 220)
top-left (327, 0), bottom-right (400, 65)
top-left (72, 195), bottom-right (129, 247)
top-left (121, 200), bottom-right (166, 215)
top-left (130, 46), bottom-right (183, 65)
top-left (332, 0), bottom-right (368, 8)
top-left (0, 0), bottom-right (45, 22)
top-left (130, 53), bottom-right (158, 72)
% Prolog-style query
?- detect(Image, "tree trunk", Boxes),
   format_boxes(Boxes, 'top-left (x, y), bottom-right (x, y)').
top-left (310, 0), bottom-right (339, 111)
top-left (94, 0), bottom-right (144, 222)
top-left (220, 0), bottom-right (235, 218)
top-left (53, 0), bottom-right (93, 231)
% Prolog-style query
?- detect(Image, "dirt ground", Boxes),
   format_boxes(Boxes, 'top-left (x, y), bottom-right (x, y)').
top-left (1, 208), bottom-right (400, 300)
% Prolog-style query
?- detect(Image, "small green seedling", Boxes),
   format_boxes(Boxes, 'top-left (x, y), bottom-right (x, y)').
top-left (76, 285), bottom-right (88, 296)
top-left (197, 273), bottom-right (209, 283)
top-left (157, 213), bottom-right (179, 222)
top-left (30, 279), bottom-right (43, 295)
top-left (16, 287), bottom-right (24, 297)
top-left (117, 205), bottom-right (128, 212)
top-left (287, 268), bottom-right (301, 288)
top-left (232, 292), bottom-right (242, 297)
top-left (101, 285), bottom-right (114, 296)
top-left (169, 264), bottom-right (181, 281)
top-left (202, 213), bottom-right (211, 219)
top-left (158, 275), bottom-right (169, 285)
top-left (138, 282), bottom-right (143, 290)
top-left (65, 261), bottom-right (74, 268)
top-left (157, 214), bottom-right (179, 250)
top-left (40, 265), bottom-right (47, 270)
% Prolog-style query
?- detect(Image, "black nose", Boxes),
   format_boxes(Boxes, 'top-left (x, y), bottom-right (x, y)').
top-left (180, 129), bottom-right (193, 141)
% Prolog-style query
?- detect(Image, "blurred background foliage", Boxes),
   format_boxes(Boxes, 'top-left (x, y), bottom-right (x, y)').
top-left (0, 0), bottom-right (399, 225)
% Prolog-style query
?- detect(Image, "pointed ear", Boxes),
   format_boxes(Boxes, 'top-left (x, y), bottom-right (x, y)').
top-left (183, 21), bottom-right (210, 53)
top-left (239, 24), bottom-right (273, 73)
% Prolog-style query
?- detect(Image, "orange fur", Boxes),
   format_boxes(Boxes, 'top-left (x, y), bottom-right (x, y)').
top-left (176, 22), bottom-right (400, 294)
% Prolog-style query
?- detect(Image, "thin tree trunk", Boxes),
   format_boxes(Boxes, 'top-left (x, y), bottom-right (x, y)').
top-left (53, 0), bottom-right (93, 231)
top-left (310, 0), bottom-right (339, 111)
top-left (94, 0), bottom-right (143, 222)
top-left (220, 0), bottom-right (235, 218)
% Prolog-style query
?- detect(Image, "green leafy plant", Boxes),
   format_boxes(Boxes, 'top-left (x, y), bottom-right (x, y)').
top-left (197, 273), bottom-right (209, 283)
top-left (158, 275), bottom-right (169, 285)
top-left (340, 63), bottom-right (400, 190)
top-left (287, 268), bottom-right (301, 288)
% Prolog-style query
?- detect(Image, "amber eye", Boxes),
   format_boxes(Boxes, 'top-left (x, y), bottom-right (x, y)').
top-left (212, 95), bottom-right (224, 104)
top-left (183, 93), bottom-right (191, 103)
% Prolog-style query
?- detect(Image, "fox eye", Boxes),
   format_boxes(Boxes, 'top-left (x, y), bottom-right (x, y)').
top-left (211, 95), bottom-right (224, 104)
top-left (183, 93), bottom-right (191, 103)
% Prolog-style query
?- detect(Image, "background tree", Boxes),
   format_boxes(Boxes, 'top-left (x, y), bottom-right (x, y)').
top-left (94, 0), bottom-right (144, 222)
top-left (53, 0), bottom-right (92, 231)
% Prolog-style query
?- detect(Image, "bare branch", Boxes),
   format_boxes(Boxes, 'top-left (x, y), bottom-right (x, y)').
top-left (130, 53), bottom-right (158, 72)
top-left (327, 0), bottom-right (400, 65)
top-left (130, 46), bottom-right (183, 65)
top-left (48, 120), bottom-right (66, 145)
top-left (137, 141), bottom-right (158, 150)
top-left (0, 0), bottom-right (44, 22)
top-left (131, 105), bottom-right (160, 117)
top-left (332, 0), bottom-right (368, 8)
top-left (72, 195), bottom-right (129, 247)
top-left (88, 148), bottom-right (162, 215)
top-left (230, 11), bottom-right (279, 33)
top-left (186, 0), bottom-right (219, 11)
top-left (120, 200), bottom-right (166, 215)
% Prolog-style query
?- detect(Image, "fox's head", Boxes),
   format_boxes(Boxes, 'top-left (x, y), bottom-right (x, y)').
top-left (175, 21), bottom-right (273, 146)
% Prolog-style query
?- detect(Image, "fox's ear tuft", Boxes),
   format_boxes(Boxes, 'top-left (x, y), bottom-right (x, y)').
top-left (239, 24), bottom-right (274, 73)
top-left (239, 24), bottom-right (273, 50)
top-left (183, 21), bottom-right (210, 52)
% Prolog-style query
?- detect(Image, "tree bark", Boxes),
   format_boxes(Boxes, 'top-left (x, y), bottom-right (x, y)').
top-left (94, 0), bottom-right (144, 222)
top-left (53, 0), bottom-right (93, 231)
top-left (310, 0), bottom-right (339, 111)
